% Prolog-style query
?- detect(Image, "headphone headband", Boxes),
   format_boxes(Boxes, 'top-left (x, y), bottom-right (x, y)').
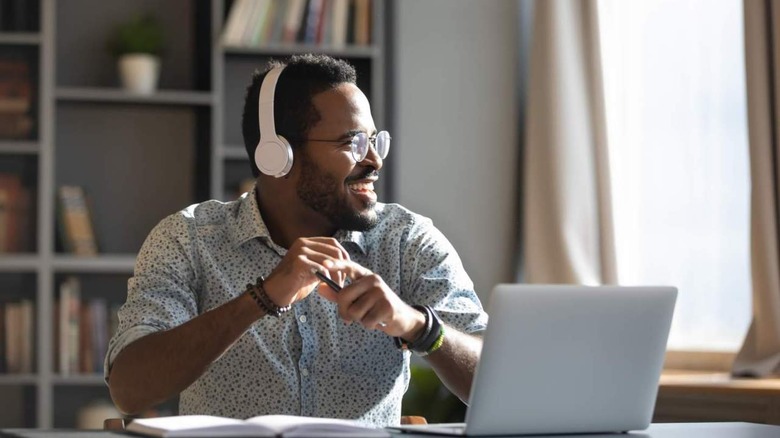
top-left (255, 65), bottom-right (293, 178)
top-left (258, 65), bottom-right (285, 140)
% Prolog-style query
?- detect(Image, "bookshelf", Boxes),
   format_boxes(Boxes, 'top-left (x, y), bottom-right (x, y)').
top-left (0, 0), bottom-right (390, 429)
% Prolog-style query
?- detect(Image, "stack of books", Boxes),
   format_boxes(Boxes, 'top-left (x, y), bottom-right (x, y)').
top-left (56, 276), bottom-right (120, 375)
top-left (222, 0), bottom-right (373, 48)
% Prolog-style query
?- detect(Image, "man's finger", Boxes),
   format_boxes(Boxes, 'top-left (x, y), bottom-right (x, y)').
top-left (316, 282), bottom-right (339, 302)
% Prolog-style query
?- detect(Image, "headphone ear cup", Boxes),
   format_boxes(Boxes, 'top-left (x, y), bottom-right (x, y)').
top-left (255, 136), bottom-right (293, 177)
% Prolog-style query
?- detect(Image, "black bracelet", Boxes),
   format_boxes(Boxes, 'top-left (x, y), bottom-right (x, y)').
top-left (247, 276), bottom-right (291, 318)
top-left (394, 305), bottom-right (444, 356)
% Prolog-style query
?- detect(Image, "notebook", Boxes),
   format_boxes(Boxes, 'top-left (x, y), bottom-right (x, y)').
top-left (393, 284), bottom-right (677, 436)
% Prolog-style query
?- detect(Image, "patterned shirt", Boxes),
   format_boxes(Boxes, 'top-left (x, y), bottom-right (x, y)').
top-left (104, 189), bottom-right (487, 426)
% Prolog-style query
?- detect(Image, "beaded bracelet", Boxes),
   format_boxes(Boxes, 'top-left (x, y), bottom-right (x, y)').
top-left (247, 276), bottom-right (291, 317)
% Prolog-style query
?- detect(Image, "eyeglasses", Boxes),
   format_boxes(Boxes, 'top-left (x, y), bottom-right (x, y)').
top-left (305, 131), bottom-right (391, 162)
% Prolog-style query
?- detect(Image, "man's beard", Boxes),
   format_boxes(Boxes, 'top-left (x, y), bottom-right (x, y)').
top-left (296, 151), bottom-right (379, 231)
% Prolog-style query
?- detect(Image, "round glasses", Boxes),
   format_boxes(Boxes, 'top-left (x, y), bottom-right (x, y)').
top-left (306, 131), bottom-right (391, 162)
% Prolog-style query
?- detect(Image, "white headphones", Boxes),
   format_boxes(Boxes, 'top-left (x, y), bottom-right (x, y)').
top-left (254, 66), bottom-right (293, 177)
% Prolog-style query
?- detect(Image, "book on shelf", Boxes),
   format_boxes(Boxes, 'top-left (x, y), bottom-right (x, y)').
top-left (222, 0), bottom-right (373, 48)
top-left (0, 172), bottom-right (32, 253)
top-left (303, 0), bottom-right (324, 45)
top-left (1, 298), bottom-right (34, 374)
top-left (57, 185), bottom-right (98, 256)
top-left (126, 414), bottom-right (390, 438)
top-left (90, 298), bottom-right (109, 373)
top-left (0, 58), bottom-right (34, 140)
top-left (0, 0), bottom-right (38, 32)
top-left (354, 0), bottom-right (370, 46)
top-left (57, 277), bottom-right (115, 375)
top-left (78, 301), bottom-right (93, 373)
top-left (330, 0), bottom-right (348, 47)
top-left (58, 276), bottom-right (80, 375)
top-left (0, 302), bottom-right (4, 373)
top-left (283, 0), bottom-right (307, 44)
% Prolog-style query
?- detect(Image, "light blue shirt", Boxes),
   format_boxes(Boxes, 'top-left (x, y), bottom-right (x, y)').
top-left (105, 189), bottom-right (487, 426)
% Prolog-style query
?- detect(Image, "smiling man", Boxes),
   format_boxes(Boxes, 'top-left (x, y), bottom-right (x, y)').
top-left (104, 54), bottom-right (487, 426)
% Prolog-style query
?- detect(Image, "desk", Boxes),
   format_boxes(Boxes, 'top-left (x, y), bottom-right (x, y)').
top-left (1, 423), bottom-right (779, 438)
top-left (656, 372), bottom-right (780, 424)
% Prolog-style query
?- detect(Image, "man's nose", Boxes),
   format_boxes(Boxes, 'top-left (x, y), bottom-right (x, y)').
top-left (361, 141), bottom-right (383, 171)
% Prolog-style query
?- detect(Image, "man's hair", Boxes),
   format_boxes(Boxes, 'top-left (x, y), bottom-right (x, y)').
top-left (242, 54), bottom-right (357, 177)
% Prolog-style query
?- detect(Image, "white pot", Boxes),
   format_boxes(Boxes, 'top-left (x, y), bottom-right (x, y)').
top-left (118, 54), bottom-right (160, 94)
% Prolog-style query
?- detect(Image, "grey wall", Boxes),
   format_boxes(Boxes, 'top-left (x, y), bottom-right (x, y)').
top-left (393, 1), bottom-right (520, 301)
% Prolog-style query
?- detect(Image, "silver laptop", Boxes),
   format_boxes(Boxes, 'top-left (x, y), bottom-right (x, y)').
top-left (394, 284), bottom-right (677, 436)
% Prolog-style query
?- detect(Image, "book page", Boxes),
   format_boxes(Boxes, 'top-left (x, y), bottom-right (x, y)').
top-left (246, 415), bottom-right (389, 437)
top-left (128, 415), bottom-right (271, 437)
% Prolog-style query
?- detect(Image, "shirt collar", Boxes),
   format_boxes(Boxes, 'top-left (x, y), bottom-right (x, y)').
top-left (231, 186), bottom-right (368, 254)
top-left (230, 187), bottom-right (272, 248)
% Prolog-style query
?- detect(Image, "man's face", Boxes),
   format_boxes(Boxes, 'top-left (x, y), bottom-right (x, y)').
top-left (295, 83), bottom-right (383, 231)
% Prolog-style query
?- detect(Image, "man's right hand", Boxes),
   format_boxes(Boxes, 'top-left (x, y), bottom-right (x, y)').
top-left (262, 237), bottom-right (351, 307)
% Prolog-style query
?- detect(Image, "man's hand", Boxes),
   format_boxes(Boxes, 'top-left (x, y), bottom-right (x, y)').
top-left (262, 237), bottom-right (351, 307)
top-left (317, 261), bottom-right (426, 342)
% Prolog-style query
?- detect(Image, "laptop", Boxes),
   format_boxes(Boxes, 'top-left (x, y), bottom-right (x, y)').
top-left (393, 284), bottom-right (677, 436)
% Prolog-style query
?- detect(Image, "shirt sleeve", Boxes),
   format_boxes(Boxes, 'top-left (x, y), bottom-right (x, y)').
top-left (104, 212), bottom-right (201, 382)
top-left (400, 216), bottom-right (488, 334)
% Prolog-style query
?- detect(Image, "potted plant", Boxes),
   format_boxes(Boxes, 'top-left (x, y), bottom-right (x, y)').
top-left (108, 15), bottom-right (164, 94)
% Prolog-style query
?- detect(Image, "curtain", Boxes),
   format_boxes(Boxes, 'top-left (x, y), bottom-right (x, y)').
top-left (733, 0), bottom-right (780, 377)
top-left (522, 0), bottom-right (616, 284)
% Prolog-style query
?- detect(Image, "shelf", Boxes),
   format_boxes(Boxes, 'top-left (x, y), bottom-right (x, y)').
top-left (13, 0), bottom-right (388, 428)
top-left (0, 254), bottom-right (40, 272)
top-left (222, 144), bottom-right (248, 160)
top-left (223, 44), bottom-right (379, 59)
top-left (0, 374), bottom-right (38, 385)
top-left (0, 141), bottom-right (39, 155)
top-left (51, 374), bottom-right (105, 386)
top-left (52, 254), bottom-right (136, 273)
top-left (0, 33), bottom-right (41, 45)
top-left (55, 87), bottom-right (215, 106)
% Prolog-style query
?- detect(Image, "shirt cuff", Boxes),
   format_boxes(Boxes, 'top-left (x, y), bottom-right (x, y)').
top-left (103, 324), bottom-right (161, 384)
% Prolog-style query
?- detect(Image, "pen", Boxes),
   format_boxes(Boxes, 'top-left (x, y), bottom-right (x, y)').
top-left (314, 270), bottom-right (342, 292)
top-left (313, 269), bottom-right (387, 327)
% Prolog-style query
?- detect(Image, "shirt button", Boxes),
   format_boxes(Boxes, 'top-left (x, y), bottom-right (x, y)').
top-left (301, 368), bottom-right (309, 377)
top-left (299, 315), bottom-right (307, 323)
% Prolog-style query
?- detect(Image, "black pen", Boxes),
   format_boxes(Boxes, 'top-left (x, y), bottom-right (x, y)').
top-left (314, 270), bottom-right (342, 292)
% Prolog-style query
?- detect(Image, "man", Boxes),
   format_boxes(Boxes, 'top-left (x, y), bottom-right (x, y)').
top-left (105, 54), bottom-right (487, 426)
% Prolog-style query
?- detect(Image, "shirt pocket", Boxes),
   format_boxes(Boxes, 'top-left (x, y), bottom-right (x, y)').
top-left (336, 322), bottom-right (404, 378)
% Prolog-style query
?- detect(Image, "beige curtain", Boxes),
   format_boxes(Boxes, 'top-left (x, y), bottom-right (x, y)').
top-left (734, 0), bottom-right (780, 377)
top-left (522, 0), bottom-right (616, 284)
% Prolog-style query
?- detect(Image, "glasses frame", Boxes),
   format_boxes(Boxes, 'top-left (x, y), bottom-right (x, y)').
top-left (303, 131), bottom-right (391, 162)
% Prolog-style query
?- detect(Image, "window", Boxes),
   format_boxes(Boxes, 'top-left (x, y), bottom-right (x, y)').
top-left (598, 0), bottom-right (751, 351)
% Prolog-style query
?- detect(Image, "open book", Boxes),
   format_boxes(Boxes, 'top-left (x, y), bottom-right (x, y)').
top-left (125, 414), bottom-right (391, 437)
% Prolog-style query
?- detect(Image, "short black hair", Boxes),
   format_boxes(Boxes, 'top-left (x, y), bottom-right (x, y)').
top-left (242, 54), bottom-right (358, 177)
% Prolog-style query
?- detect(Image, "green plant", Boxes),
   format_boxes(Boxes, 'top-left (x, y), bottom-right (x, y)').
top-left (108, 15), bottom-right (164, 57)
top-left (402, 365), bottom-right (466, 423)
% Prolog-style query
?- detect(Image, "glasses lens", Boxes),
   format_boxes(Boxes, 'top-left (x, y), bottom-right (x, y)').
top-left (352, 132), bottom-right (368, 162)
top-left (376, 131), bottom-right (390, 159)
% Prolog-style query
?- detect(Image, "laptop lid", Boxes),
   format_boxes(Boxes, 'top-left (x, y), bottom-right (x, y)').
top-left (464, 285), bottom-right (676, 436)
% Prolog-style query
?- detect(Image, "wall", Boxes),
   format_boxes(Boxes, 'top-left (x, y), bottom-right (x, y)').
top-left (393, 0), bottom-right (520, 301)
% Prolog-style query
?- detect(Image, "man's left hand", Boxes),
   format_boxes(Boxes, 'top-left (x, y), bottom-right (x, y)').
top-left (317, 260), bottom-right (426, 342)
